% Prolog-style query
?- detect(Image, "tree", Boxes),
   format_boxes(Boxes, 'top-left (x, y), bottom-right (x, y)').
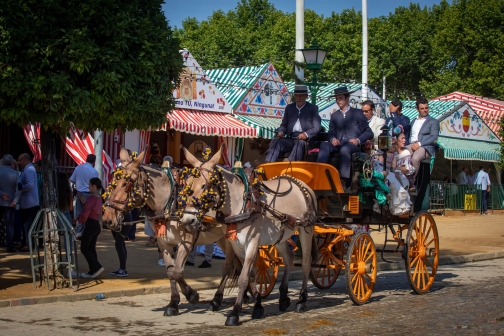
top-left (0, 0), bottom-right (182, 289)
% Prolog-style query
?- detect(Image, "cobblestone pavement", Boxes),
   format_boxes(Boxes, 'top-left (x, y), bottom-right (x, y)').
top-left (1, 259), bottom-right (504, 335)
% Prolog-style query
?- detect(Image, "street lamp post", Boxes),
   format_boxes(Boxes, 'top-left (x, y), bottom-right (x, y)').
top-left (298, 39), bottom-right (327, 104)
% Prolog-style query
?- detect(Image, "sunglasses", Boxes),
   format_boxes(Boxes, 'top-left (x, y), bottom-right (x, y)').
top-left (362, 109), bottom-right (372, 112)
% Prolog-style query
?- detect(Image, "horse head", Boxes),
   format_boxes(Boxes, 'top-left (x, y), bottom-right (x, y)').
top-left (102, 146), bottom-right (148, 230)
top-left (178, 144), bottom-right (225, 232)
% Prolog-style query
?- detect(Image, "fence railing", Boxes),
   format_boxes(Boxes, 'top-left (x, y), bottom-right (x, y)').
top-left (429, 181), bottom-right (504, 213)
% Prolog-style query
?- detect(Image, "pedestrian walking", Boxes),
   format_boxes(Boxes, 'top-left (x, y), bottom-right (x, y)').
top-left (17, 153), bottom-right (40, 252)
top-left (475, 166), bottom-right (491, 214)
top-left (70, 154), bottom-right (99, 239)
top-left (0, 155), bottom-right (22, 252)
top-left (77, 177), bottom-right (105, 279)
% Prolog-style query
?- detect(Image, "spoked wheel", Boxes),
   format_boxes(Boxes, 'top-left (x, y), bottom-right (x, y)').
top-left (405, 211), bottom-right (439, 294)
top-left (253, 245), bottom-right (279, 298)
top-left (309, 233), bottom-right (345, 289)
top-left (345, 233), bottom-right (377, 305)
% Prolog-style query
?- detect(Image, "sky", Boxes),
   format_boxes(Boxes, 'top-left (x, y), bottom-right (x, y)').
top-left (163, 0), bottom-right (449, 28)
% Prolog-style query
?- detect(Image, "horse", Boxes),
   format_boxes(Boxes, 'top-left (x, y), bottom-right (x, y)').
top-left (178, 144), bottom-right (318, 326)
top-left (101, 147), bottom-right (244, 316)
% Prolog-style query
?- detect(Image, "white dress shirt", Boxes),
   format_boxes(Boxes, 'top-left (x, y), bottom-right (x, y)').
top-left (475, 170), bottom-right (491, 190)
top-left (410, 116), bottom-right (427, 145)
top-left (456, 171), bottom-right (468, 185)
top-left (70, 162), bottom-right (99, 192)
top-left (292, 103), bottom-right (307, 136)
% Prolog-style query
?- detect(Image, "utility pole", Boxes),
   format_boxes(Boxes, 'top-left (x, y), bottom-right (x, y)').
top-left (361, 0), bottom-right (368, 101)
top-left (295, 0), bottom-right (305, 82)
top-left (382, 76), bottom-right (386, 100)
top-left (94, 130), bottom-right (103, 180)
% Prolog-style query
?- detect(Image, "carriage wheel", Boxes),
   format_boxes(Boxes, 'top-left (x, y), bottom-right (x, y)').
top-left (253, 245), bottom-right (279, 298)
top-left (345, 233), bottom-right (377, 305)
top-left (405, 211), bottom-right (439, 294)
top-left (309, 233), bottom-right (345, 289)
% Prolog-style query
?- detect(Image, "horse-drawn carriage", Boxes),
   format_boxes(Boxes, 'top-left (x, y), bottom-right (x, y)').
top-left (250, 153), bottom-right (439, 305)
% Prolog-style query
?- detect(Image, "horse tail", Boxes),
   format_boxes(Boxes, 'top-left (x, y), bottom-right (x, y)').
top-left (225, 254), bottom-right (242, 294)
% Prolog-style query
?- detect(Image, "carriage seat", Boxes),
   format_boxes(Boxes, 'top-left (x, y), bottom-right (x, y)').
top-left (275, 127), bottom-right (327, 162)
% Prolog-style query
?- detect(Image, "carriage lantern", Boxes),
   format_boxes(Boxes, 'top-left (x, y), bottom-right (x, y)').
top-left (378, 124), bottom-right (391, 152)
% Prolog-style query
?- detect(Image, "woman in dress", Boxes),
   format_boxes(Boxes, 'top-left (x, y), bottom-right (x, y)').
top-left (392, 132), bottom-right (415, 191)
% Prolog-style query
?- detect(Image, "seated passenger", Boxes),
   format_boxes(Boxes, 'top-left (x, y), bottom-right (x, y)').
top-left (265, 85), bottom-right (321, 162)
top-left (392, 131), bottom-right (415, 191)
top-left (317, 86), bottom-right (373, 187)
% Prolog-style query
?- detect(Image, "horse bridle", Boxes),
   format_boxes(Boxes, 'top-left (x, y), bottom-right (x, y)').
top-left (104, 165), bottom-right (146, 216)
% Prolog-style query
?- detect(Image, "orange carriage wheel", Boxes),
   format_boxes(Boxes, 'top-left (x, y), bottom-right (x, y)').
top-left (405, 211), bottom-right (439, 294)
top-left (345, 232), bottom-right (377, 305)
top-left (309, 233), bottom-right (345, 289)
top-left (253, 245), bottom-right (280, 299)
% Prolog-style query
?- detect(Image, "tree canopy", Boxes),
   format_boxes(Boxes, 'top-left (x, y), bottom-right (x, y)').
top-left (0, 0), bottom-right (182, 132)
top-left (174, 0), bottom-right (504, 101)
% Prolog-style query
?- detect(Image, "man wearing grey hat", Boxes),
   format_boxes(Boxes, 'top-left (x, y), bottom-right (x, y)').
top-left (0, 155), bottom-right (22, 252)
top-left (265, 84), bottom-right (321, 162)
top-left (317, 87), bottom-right (373, 188)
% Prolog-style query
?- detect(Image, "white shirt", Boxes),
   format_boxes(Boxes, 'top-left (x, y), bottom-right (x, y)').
top-left (70, 162), bottom-right (99, 192)
top-left (475, 170), bottom-right (491, 190)
top-left (410, 116), bottom-right (427, 144)
top-left (456, 171), bottom-right (468, 185)
top-left (340, 105), bottom-right (351, 118)
top-left (368, 115), bottom-right (385, 145)
top-left (292, 103), bottom-right (306, 135)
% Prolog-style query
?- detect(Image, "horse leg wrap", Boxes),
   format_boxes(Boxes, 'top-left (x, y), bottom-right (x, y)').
top-left (278, 285), bottom-right (291, 312)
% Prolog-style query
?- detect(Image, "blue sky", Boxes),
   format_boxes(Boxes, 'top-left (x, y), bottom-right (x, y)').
top-left (163, 0), bottom-right (449, 28)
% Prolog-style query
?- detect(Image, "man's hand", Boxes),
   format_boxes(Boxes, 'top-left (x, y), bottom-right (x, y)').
top-left (277, 131), bottom-right (285, 138)
top-left (9, 201), bottom-right (16, 207)
top-left (297, 133), bottom-right (308, 140)
top-left (410, 143), bottom-right (421, 151)
top-left (349, 138), bottom-right (360, 146)
top-left (1, 193), bottom-right (11, 201)
top-left (331, 138), bottom-right (341, 147)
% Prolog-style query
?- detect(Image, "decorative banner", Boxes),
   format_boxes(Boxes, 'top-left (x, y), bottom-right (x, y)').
top-left (173, 49), bottom-right (232, 113)
top-left (439, 105), bottom-right (499, 142)
top-left (235, 63), bottom-right (291, 117)
top-left (318, 88), bottom-right (387, 120)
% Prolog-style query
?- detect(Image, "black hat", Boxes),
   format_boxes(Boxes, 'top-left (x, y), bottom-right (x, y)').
top-left (330, 86), bottom-right (356, 97)
top-left (293, 84), bottom-right (309, 95)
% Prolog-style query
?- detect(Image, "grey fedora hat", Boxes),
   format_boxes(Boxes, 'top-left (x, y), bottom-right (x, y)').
top-left (293, 84), bottom-right (309, 94)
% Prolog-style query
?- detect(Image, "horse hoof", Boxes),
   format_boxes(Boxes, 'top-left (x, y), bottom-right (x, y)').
top-left (188, 291), bottom-right (200, 305)
top-left (164, 307), bottom-right (179, 316)
top-left (279, 298), bottom-right (291, 312)
top-left (252, 307), bottom-right (264, 319)
top-left (225, 315), bottom-right (239, 326)
top-left (295, 303), bottom-right (306, 313)
top-left (210, 300), bottom-right (221, 312)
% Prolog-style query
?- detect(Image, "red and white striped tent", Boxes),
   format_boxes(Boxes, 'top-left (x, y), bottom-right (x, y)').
top-left (435, 92), bottom-right (504, 138)
top-left (23, 123), bottom-right (42, 162)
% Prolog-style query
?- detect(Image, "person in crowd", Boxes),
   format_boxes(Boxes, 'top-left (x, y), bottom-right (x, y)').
top-left (0, 155), bottom-right (22, 252)
top-left (70, 154), bottom-right (98, 239)
top-left (77, 177), bottom-right (105, 279)
top-left (385, 100), bottom-right (411, 144)
top-left (475, 166), bottom-right (491, 215)
top-left (110, 211), bottom-right (133, 277)
top-left (405, 98), bottom-right (440, 182)
top-left (317, 87), bottom-right (373, 188)
top-left (186, 243), bottom-right (213, 268)
top-left (456, 167), bottom-right (468, 185)
top-left (362, 100), bottom-right (385, 149)
top-left (149, 143), bottom-right (163, 167)
top-left (466, 168), bottom-right (475, 185)
top-left (17, 153), bottom-right (40, 252)
top-left (265, 84), bottom-right (320, 162)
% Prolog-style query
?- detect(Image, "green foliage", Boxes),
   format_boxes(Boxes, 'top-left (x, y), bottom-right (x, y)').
top-left (0, 0), bottom-right (183, 132)
top-left (175, 0), bottom-right (504, 101)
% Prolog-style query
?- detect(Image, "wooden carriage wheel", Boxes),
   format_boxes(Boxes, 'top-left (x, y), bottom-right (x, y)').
top-left (345, 233), bottom-right (377, 305)
top-left (405, 211), bottom-right (439, 294)
top-left (253, 245), bottom-right (279, 298)
top-left (309, 233), bottom-right (346, 289)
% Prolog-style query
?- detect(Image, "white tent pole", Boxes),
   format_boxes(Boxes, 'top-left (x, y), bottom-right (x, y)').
top-left (94, 130), bottom-right (103, 180)
top-left (361, 0), bottom-right (368, 101)
top-left (295, 0), bottom-right (305, 81)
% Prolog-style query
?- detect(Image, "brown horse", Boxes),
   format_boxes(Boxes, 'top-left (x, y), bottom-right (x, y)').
top-left (102, 147), bottom-right (243, 316)
top-left (179, 145), bottom-right (318, 326)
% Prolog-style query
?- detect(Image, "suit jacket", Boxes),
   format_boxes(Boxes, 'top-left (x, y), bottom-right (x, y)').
top-left (328, 107), bottom-right (374, 145)
top-left (278, 102), bottom-right (321, 139)
top-left (0, 166), bottom-right (21, 207)
top-left (410, 115), bottom-right (440, 157)
top-left (368, 115), bottom-right (385, 145)
top-left (385, 113), bottom-right (411, 145)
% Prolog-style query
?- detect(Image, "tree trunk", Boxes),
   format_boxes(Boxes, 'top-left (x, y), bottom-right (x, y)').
top-left (40, 127), bottom-right (69, 289)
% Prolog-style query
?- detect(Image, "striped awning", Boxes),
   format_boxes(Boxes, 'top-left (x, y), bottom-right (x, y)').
top-left (233, 114), bottom-right (330, 139)
top-left (168, 109), bottom-right (257, 138)
top-left (437, 136), bottom-right (500, 162)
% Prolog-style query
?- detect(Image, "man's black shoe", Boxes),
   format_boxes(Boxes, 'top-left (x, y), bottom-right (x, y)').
top-left (185, 261), bottom-right (194, 266)
top-left (198, 260), bottom-right (211, 268)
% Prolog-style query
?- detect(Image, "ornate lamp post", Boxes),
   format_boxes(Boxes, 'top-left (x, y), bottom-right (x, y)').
top-left (298, 39), bottom-right (327, 104)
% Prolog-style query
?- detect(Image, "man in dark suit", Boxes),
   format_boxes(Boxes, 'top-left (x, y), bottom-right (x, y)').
top-left (405, 97), bottom-right (440, 180)
top-left (265, 84), bottom-right (321, 162)
top-left (317, 87), bottom-right (373, 185)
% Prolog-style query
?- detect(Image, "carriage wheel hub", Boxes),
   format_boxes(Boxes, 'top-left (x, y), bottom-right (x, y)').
top-left (358, 261), bottom-right (367, 275)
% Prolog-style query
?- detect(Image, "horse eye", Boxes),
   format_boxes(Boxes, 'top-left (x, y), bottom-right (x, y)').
top-left (201, 184), bottom-right (206, 189)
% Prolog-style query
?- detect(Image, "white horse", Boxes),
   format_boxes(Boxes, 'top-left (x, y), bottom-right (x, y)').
top-left (102, 148), bottom-right (245, 316)
top-left (179, 145), bottom-right (318, 326)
